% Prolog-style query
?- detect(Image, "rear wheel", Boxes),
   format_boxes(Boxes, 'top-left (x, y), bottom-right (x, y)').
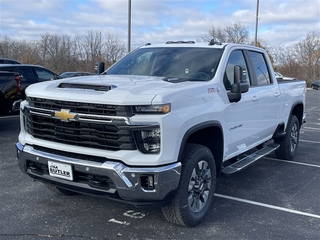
top-left (44, 183), bottom-right (78, 196)
top-left (275, 115), bottom-right (300, 160)
top-left (161, 144), bottom-right (216, 227)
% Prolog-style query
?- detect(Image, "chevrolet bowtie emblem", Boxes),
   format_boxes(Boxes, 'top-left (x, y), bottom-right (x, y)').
top-left (54, 109), bottom-right (76, 122)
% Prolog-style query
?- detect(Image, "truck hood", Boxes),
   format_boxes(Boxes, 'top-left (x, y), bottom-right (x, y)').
top-left (25, 74), bottom-right (179, 105)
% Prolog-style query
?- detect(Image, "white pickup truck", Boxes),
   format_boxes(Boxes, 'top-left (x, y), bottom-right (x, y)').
top-left (16, 40), bottom-right (306, 227)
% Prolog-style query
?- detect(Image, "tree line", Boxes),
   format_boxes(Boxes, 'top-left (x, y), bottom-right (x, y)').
top-left (0, 23), bottom-right (319, 86)
top-left (0, 30), bottom-right (126, 74)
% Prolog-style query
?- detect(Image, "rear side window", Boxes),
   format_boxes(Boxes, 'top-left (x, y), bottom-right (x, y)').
top-left (249, 51), bottom-right (271, 85)
top-left (34, 67), bottom-right (55, 80)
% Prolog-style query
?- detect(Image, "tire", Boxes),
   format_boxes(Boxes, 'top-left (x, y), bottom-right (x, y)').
top-left (275, 115), bottom-right (300, 160)
top-left (161, 144), bottom-right (216, 227)
top-left (44, 183), bottom-right (78, 196)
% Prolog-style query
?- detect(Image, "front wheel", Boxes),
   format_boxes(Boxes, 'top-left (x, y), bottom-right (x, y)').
top-left (275, 115), bottom-right (300, 160)
top-left (161, 144), bottom-right (216, 227)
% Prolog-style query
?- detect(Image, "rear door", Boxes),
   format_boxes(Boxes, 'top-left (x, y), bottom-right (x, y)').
top-left (247, 50), bottom-right (281, 140)
top-left (14, 66), bottom-right (36, 96)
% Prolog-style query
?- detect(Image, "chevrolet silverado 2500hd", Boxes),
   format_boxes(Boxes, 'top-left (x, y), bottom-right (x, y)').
top-left (16, 41), bottom-right (306, 227)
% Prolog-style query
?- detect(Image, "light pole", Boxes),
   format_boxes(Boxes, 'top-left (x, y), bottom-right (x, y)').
top-left (128, 0), bottom-right (131, 52)
top-left (254, 0), bottom-right (260, 46)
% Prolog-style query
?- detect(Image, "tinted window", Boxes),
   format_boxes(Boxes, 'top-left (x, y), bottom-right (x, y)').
top-left (6, 60), bottom-right (20, 64)
top-left (249, 51), bottom-right (271, 85)
top-left (15, 67), bottom-right (35, 79)
top-left (0, 66), bottom-right (15, 72)
top-left (0, 59), bottom-right (21, 64)
top-left (34, 67), bottom-right (55, 80)
top-left (106, 47), bottom-right (223, 81)
top-left (224, 50), bottom-right (250, 90)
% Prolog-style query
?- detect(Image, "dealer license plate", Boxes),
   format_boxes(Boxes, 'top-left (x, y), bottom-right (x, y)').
top-left (48, 161), bottom-right (73, 181)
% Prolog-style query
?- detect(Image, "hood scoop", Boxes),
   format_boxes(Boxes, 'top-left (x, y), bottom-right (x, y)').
top-left (58, 83), bottom-right (116, 92)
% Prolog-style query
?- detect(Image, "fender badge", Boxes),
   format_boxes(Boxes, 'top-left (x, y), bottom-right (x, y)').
top-left (54, 109), bottom-right (76, 122)
top-left (208, 87), bottom-right (219, 93)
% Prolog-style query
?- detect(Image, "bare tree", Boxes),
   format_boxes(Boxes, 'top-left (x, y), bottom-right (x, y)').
top-left (17, 41), bottom-right (41, 64)
top-left (271, 32), bottom-right (320, 86)
top-left (104, 31), bottom-right (126, 67)
top-left (75, 30), bottom-right (105, 72)
top-left (39, 33), bottom-right (78, 73)
top-left (293, 31), bottom-right (320, 85)
top-left (201, 22), bottom-right (250, 44)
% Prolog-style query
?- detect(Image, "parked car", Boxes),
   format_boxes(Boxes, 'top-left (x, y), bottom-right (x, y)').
top-left (274, 72), bottom-right (283, 79)
top-left (274, 71), bottom-right (296, 81)
top-left (0, 58), bottom-right (22, 64)
top-left (60, 71), bottom-right (93, 78)
top-left (0, 64), bottom-right (61, 113)
top-left (0, 71), bottom-right (21, 114)
top-left (311, 80), bottom-right (320, 90)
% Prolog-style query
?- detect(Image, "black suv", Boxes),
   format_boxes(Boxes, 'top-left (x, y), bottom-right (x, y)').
top-left (0, 58), bottom-right (22, 64)
top-left (311, 80), bottom-right (320, 90)
top-left (0, 64), bottom-right (61, 113)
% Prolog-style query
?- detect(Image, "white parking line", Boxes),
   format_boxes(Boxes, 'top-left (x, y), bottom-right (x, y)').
top-left (302, 127), bottom-right (320, 131)
top-left (0, 115), bottom-right (19, 119)
top-left (300, 139), bottom-right (320, 144)
top-left (215, 193), bottom-right (320, 219)
top-left (264, 157), bottom-right (320, 168)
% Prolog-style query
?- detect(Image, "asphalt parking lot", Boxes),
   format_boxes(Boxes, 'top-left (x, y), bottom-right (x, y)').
top-left (0, 89), bottom-right (319, 240)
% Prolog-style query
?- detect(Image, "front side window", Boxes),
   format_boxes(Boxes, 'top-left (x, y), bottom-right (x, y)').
top-left (224, 50), bottom-right (250, 90)
top-left (15, 67), bottom-right (35, 79)
top-left (249, 51), bottom-right (271, 85)
top-left (106, 47), bottom-right (223, 81)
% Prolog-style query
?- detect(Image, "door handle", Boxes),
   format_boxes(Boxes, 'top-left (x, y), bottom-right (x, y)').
top-left (274, 91), bottom-right (280, 97)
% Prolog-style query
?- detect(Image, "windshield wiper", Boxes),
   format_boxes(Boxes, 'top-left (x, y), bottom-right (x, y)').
top-left (162, 77), bottom-right (189, 83)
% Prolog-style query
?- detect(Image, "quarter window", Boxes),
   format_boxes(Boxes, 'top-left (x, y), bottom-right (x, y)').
top-left (34, 67), bottom-right (55, 80)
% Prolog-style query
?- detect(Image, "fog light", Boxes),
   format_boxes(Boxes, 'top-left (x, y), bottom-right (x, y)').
top-left (141, 174), bottom-right (155, 190)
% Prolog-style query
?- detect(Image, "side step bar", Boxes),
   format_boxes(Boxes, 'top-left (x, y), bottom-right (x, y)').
top-left (222, 143), bottom-right (280, 175)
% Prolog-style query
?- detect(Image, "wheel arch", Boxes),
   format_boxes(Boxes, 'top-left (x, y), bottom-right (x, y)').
top-left (178, 121), bottom-right (224, 176)
top-left (290, 101), bottom-right (304, 127)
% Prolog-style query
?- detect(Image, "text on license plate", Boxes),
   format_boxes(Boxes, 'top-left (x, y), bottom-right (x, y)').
top-left (48, 161), bottom-right (73, 181)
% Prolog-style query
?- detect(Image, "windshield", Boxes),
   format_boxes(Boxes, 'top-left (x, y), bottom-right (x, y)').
top-left (60, 72), bottom-right (74, 78)
top-left (105, 47), bottom-right (223, 81)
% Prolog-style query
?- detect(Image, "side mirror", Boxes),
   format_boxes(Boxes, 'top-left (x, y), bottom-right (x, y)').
top-left (227, 65), bottom-right (249, 102)
top-left (94, 61), bottom-right (105, 74)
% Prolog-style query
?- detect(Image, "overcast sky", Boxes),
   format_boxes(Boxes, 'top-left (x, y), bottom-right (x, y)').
top-left (0, 0), bottom-right (319, 49)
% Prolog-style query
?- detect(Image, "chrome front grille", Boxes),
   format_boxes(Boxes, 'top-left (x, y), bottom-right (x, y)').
top-left (29, 97), bottom-right (134, 117)
top-left (24, 98), bottom-right (137, 151)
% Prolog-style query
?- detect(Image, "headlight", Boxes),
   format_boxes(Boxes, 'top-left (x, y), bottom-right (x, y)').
top-left (134, 104), bottom-right (171, 114)
top-left (134, 128), bottom-right (160, 154)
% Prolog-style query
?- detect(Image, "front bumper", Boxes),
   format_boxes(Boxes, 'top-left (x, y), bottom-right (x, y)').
top-left (12, 99), bottom-right (22, 112)
top-left (16, 142), bottom-right (181, 206)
